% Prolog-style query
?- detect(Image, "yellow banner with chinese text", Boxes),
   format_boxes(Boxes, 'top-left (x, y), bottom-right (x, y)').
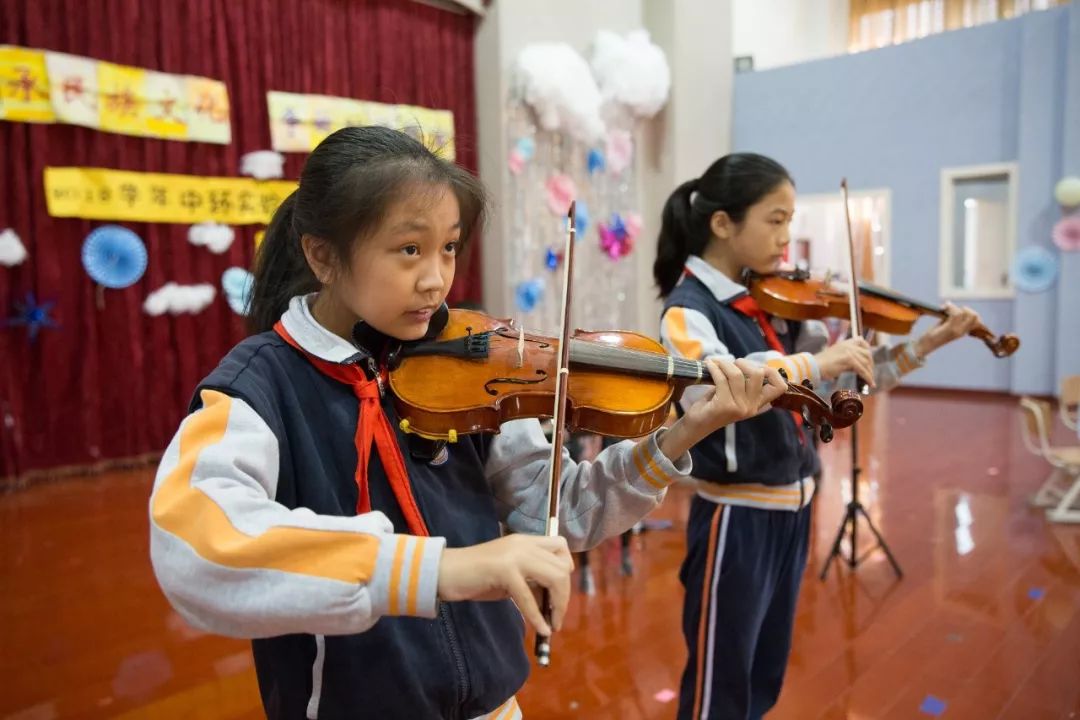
top-left (44, 167), bottom-right (295, 225)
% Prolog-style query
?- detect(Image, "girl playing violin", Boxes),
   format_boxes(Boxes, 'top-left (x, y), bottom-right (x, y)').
top-left (655, 153), bottom-right (981, 720)
top-left (148, 127), bottom-right (786, 720)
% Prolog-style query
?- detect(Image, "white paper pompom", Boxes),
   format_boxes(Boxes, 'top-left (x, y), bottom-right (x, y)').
top-left (0, 228), bottom-right (28, 267)
top-left (144, 283), bottom-right (216, 316)
top-left (514, 43), bottom-right (606, 144)
top-left (188, 222), bottom-right (235, 254)
top-left (240, 150), bottom-right (286, 180)
top-left (590, 30), bottom-right (671, 120)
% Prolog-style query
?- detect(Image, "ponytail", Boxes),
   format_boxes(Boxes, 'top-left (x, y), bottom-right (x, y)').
top-left (653, 179), bottom-right (703, 298)
top-left (247, 192), bottom-right (317, 334)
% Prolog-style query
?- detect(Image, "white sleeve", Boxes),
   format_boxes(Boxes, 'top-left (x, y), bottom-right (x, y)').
top-left (483, 419), bottom-right (692, 552)
top-left (149, 389), bottom-right (443, 639)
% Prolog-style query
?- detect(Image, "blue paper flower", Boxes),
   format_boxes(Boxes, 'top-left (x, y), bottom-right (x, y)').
top-left (545, 248), bottom-right (561, 271)
top-left (572, 201), bottom-right (590, 237)
top-left (81, 226), bottom-right (148, 289)
top-left (6, 292), bottom-right (59, 342)
top-left (515, 136), bottom-right (535, 161)
top-left (515, 278), bottom-right (544, 313)
top-left (222, 267), bottom-right (255, 316)
top-left (1011, 246), bottom-right (1058, 293)
top-left (587, 148), bottom-right (606, 175)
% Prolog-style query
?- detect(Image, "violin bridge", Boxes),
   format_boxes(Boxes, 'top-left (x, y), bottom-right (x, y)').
top-left (517, 326), bottom-right (525, 368)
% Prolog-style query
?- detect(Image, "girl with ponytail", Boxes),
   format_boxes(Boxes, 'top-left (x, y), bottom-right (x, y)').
top-left (148, 127), bottom-right (785, 719)
top-left (657, 154), bottom-right (982, 720)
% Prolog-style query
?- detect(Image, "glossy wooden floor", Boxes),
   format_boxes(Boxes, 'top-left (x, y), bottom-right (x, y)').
top-left (2, 390), bottom-right (1079, 719)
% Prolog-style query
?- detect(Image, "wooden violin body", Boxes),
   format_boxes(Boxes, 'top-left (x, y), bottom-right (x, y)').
top-left (388, 309), bottom-right (863, 444)
top-left (747, 270), bottom-right (1020, 358)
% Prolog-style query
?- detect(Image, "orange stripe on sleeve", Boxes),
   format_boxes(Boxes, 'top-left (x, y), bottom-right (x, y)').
top-left (151, 390), bottom-right (381, 584)
top-left (632, 442), bottom-right (668, 490)
top-left (664, 308), bottom-right (704, 360)
top-left (405, 538), bottom-right (426, 615)
top-left (388, 537), bottom-right (407, 615)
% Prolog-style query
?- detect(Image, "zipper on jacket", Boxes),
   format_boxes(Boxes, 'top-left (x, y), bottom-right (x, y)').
top-left (439, 602), bottom-right (470, 719)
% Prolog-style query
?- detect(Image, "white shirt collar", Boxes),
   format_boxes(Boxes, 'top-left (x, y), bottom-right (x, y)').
top-left (683, 255), bottom-right (748, 303)
top-left (278, 294), bottom-right (365, 364)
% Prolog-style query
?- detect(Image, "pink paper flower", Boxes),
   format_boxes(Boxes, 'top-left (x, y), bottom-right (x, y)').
top-left (545, 174), bottom-right (577, 216)
top-left (605, 129), bottom-right (634, 175)
top-left (1052, 214), bottom-right (1080, 252)
top-left (507, 149), bottom-right (525, 176)
top-left (624, 211), bottom-right (643, 240)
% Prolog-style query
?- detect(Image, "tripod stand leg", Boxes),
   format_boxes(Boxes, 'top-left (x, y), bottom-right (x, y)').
top-left (856, 505), bottom-right (903, 578)
top-left (820, 507), bottom-right (853, 580)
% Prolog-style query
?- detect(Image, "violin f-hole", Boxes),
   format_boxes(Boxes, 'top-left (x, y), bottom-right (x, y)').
top-left (483, 370), bottom-right (548, 396)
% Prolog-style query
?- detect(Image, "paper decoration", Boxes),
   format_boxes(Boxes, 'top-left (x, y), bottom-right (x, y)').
top-left (513, 43), bottom-right (605, 144)
top-left (144, 70), bottom-right (188, 140)
top-left (515, 137), bottom-right (535, 160)
top-left (587, 148), bottom-right (605, 175)
top-left (1054, 176), bottom-right (1080, 208)
top-left (188, 221), bottom-right (235, 254)
top-left (573, 201), bottom-right (590, 236)
top-left (82, 225), bottom-right (147, 288)
top-left (222, 267), bottom-right (254, 316)
top-left (240, 150), bottom-right (285, 180)
top-left (599, 213), bottom-right (635, 260)
top-left (605, 129), bottom-right (634, 175)
top-left (545, 174), bottom-right (577, 216)
top-left (144, 283), bottom-right (216, 316)
top-left (545, 247), bottom-right (562, 271)
top-left (1010, 246), bottom-right (1058, 293)
top-left (267, 91), bottom-right (455, 158)
top-left (44, 51), bottom-right (96, 126)
top-left (0, 228), bottom-right (27, 266)
top-left (1052, 215), bottom-right (1080, 252)
top-left (515, 278), bottom-right (545, 312)
top-left (0, 45), bottom-right (232, 143)
top-left (508, 149), bottom-right (526, 175)
top-left (45, 167), bottom-right (295, 225)
top-left (0, 46), bottom-right (53, 122)
top-left (590, 30), bottom-right (671, 120)
top-left (5, 292), bottom-right (58, 342)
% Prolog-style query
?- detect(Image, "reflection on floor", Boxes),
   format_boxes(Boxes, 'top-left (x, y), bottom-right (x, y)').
top-left (2, 389), bottom-right (1078, 719)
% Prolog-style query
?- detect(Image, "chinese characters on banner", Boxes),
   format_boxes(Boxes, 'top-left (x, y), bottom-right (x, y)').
top-left (267, 91), bottom-right (455, 159)
top-left (0, 46), bottom-right (231, 144)
top-left (44, 167), bottom-right (295, 225)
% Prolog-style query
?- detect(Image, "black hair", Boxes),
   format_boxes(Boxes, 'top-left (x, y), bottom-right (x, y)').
top-left (653, 153), bottom-right (792, 297)
top-left (248, 126), bottom-right (486, 333)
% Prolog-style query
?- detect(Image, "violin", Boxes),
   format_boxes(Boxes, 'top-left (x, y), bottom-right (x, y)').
top-left (387, 308), bottom-right (864, 445)
top-left (746, 269), bottom-right (1020, 358)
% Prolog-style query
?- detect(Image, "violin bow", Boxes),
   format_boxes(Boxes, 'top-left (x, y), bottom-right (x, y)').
top-left (840, 179), bottom-right (871, 394)
top-left (534, 201), bottom-right (577, 667)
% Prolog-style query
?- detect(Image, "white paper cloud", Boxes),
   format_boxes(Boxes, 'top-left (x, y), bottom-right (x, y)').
top-left (514, 43), bottom-right (605, 144)
top-left (188, 222), bottom-right (235, 254)
top-left (590, 30), bottom-right (671, 120)
top-left (144, 283), bottom-right (216, 316)
top-left (0, 228), bottom-right (27, 267)
top-left (240, 150), bottom-right (285, 180)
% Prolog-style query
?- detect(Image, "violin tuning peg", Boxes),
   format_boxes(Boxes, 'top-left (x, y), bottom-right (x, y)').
top-left (801, 379), bottom-right (815, 391)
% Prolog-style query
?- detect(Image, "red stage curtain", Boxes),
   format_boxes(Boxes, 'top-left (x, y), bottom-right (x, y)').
top-left (0, 0), bottom-right (481, 478)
